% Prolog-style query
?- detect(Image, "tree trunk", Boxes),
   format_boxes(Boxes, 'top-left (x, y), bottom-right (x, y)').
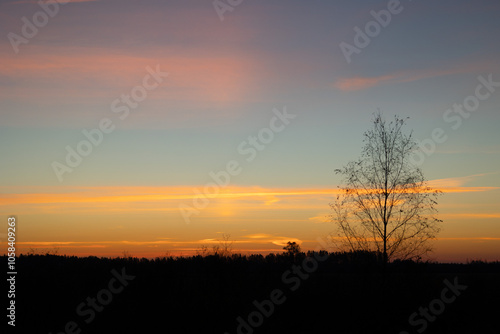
top-left (383, 223), bottom-right (388, 266)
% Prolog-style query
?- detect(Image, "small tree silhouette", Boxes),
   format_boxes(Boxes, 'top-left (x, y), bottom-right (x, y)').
top-left (283, 241), bottom-right (301, 255)
top-left (219, 233), bottom-right (233, 257)
top-left (121, 250), bottom-right (133, 259)
top-left (196, 245), bottom-right (210, 257)
top-left (196, 234), bottom-right (234, 257)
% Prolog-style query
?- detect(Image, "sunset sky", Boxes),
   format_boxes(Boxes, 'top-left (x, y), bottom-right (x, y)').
top-left (1, 0), bottom-right (499, 262)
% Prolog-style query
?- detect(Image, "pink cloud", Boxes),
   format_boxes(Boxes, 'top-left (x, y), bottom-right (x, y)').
top-left (334, 74), bottom-right (396, 91)
top-left (333, 62), bottom-right (493, 92)
top-left (10, 0), bottom-right (97, 4)
top-left (0, 47), bottom-right (257, 103)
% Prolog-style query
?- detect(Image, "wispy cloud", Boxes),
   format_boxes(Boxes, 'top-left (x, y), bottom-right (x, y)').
top-left (15, 235), bottom-right (304, 253)
top-left (0, 185), bottom-right (341, 207)
top-left (10, 0), bottom-right (98, 4)
top-left (244, 233), bottom-right (273, 239)
top-left (440, 213), bottom-right (500, 219)
top-left (429, 172), bottom-right (500, 188)
top-left (1, 182), bottom-right (496, 212)
top-left (333, 64), bottom-right (487, 91)
top-left (436, 237), bottom-right (500, 241)
top-left (0, 47), bottom-right (257, 105)
top-left (308, 214), bottom-right (329, 224)
top-left (334, 74), bottom-right (396, 91)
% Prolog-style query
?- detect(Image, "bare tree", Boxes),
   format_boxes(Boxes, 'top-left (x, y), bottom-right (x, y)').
top-left (330, 113), bottom-right (442, 263)
top-left (196, 234), bottom-right (233, 257)
top-left (121, 250), bottom-right (133, 259)
top-left (218, 233), bottom-right (233, 257)
top-left (196, 245), bottom-right (210, 257)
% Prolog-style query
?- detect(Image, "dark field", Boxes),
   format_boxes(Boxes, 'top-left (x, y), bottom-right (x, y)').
top-left (6, 253), bottom-right (500, 334)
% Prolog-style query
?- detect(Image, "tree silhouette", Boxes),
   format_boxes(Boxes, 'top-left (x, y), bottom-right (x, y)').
top-left (218, 233), bottom-right (233, 257)
top-left (330, 112), bottom-right (442, 263)
top-left (283, 241), bottom-right (301, 255)
top-left (196, 233), bottom-right (233, 257)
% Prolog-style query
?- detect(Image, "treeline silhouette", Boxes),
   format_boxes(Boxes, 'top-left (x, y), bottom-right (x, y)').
top-left (6, 252), bottom-right (499, 333)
